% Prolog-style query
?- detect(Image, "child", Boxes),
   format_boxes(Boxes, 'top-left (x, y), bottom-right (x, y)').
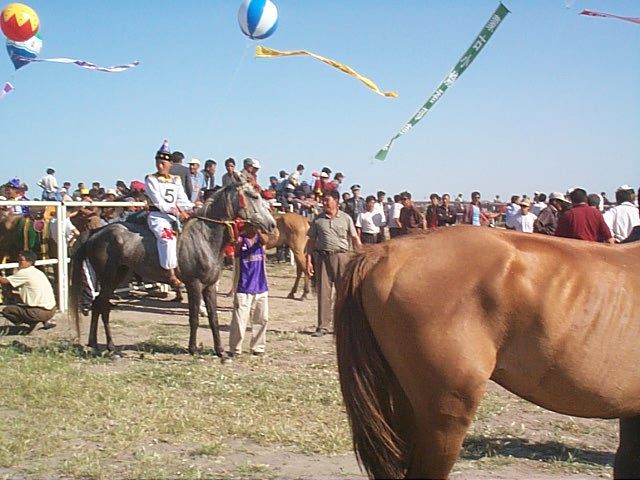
top-left (228, 224), bottom-right (269, 358)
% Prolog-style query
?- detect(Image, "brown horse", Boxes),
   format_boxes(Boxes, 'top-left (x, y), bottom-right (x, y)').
top-left (335, 226), bottom-right (640, 479)
top-left (267, 212), bottom-right (311, 300)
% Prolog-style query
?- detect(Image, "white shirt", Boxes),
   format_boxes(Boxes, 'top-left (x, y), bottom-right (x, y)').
top-left (8, 265), bottom-right (56, 310)
top-left (356, 210), bottom-right (382, 235)
top-left (145, 173), bottom-right (193, 218)
top-left (37, 174), bottom-right (58, 193)
top-left (505, 203), bottom-right (520, 229)
top-left (513, 211), bottom-right (537, 233)
top-left (603, 202), bottom-right (640, 242)
top-left (532, 201), bottom-right (547, 216)
top-left (372, 202), bottom-right (387, 227)
top-left (387, 202), bottom-right (403, 228)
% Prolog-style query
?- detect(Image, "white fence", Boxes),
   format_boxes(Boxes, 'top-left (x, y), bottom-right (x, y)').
top-left (0, 200), bottom-right (144, 313)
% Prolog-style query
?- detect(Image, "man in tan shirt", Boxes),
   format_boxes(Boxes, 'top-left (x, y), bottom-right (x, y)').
top-left (306, 189), bottom-right (362, 337)
top-left (0, 251), bottom-right (57, 330)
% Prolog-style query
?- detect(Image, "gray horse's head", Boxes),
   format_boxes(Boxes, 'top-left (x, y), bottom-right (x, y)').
top-left (203, 176), bottom-right (276, 233)
top-left (235, 180), bottom-right (277, 233)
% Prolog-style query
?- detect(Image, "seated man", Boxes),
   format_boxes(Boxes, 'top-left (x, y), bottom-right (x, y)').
top-left (0, 251), bottom-right (57, 330)
top-left (145, 140), bottom-right (194, 286)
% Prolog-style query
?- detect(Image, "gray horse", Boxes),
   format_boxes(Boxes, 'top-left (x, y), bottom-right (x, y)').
top-left (70, 178), bottom-right (276, 356)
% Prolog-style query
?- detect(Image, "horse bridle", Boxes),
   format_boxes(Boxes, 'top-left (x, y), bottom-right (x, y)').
top-left (192, 183), bottom-right (259, 241)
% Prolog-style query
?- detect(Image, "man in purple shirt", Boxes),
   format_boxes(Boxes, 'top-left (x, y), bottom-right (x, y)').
top-left (555, 188), bottom-right (614, 243)
top-left (228, 224), bottom-right (269, 358)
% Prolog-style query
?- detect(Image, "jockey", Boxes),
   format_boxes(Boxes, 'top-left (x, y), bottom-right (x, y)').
top-left (145, 140), bottom-right (194, 286)
top-left (5, 178), bottom-right (30, 216)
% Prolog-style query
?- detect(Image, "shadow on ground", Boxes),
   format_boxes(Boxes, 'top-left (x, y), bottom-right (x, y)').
top-left (462, 436), bottom-right (614, 466)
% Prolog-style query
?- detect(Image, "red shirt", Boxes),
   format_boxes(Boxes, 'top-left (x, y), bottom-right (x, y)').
top-left (555, 204), bottom-right (612, 242)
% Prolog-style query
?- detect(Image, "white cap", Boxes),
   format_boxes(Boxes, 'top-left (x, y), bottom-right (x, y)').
top-left (189, 158), bottom-right (201, 166)
top-left (251, 159), bottom-right (261, 169)
top-left (617, 184), bottom-right (633, 191)
top-left (105, 188), bottom-right (118, 196)
top-left (320, 172), bottom-right (329, 178)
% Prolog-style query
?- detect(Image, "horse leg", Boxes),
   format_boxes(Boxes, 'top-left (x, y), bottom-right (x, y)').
top-left (203, 283), bottom-right (224, 357)
top-left (614, 416), bottom-right (640, 478)
top-left (289, 247), bottom-right (309, 301)
top-left (100, 295), bottom-right (116, 353)
top-left (287, 265), bottom-right (301, 300)
top-left (405, 383), bottom-right (486, 478)
top-left (88, 307), bottom-right (101, 351)
top-left (185, 281), bottom-right (202, 355)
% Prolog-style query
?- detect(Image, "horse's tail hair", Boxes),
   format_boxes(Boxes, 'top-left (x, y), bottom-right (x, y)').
top-left (334, 251), bottom-right (410, 479)
top-left (69, 231), bottom-right (91, 342)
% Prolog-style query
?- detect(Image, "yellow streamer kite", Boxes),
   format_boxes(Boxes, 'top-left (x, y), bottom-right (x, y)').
top-left (255, 45), bottom-right (398, 98)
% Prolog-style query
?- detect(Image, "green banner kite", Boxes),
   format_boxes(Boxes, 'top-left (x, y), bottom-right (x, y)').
top-left (375, 3), bottom-right (510, 161)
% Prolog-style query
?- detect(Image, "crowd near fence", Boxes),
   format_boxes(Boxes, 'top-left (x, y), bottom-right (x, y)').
top-left (0, 199), bottom-right (145, 314)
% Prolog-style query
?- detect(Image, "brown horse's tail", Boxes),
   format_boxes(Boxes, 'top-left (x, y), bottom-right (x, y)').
top-left (69, 231), bottom-right (91, 342)
top-left (334, 252), bottom-right (410, 479)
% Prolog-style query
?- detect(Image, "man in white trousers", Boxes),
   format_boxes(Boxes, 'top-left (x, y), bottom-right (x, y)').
top-left (228, 223), bottom-right (269, 359)
top-left (145, 140), bottom-right (194, 286)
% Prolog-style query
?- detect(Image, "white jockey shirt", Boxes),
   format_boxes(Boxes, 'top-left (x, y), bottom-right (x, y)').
top-left (144, 173), bottom-right (194, 218)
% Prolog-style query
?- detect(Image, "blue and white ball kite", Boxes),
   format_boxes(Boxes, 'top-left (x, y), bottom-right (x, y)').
top-left (238, 0), bottom-right (278, 40)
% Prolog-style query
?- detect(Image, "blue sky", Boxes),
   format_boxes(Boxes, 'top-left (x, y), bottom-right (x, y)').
top-left (1, 0), bottom-right (638, 201)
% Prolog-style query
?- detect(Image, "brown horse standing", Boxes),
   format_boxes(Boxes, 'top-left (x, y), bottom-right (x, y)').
top-left (267, 212), bottom-right (311, 300)
top-left (335, 226), bottom-right (640, 479)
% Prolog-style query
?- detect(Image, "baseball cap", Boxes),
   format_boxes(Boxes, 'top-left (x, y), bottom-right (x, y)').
top-left (351, 184), bottom-right (361, 191)
top-left (251, 159), bottom-right (261, 169)
top-left (188, 158), bottom-right (201, 166)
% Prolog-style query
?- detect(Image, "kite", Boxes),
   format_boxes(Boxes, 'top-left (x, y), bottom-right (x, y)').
top-left (6, 32), bottom-right (41, 69)
top-left (255, 45), bottom-right (398, 98)
top-left (238, 0), bottom-right (278, 40)
top-left (580, 10), bottom-right (640, 25)
top-left (0, 81), bottom-right (13, 100)
top-left (374, 3), bottom-right (509, 161)
top-left (14, 56), bottom-right (140, 72)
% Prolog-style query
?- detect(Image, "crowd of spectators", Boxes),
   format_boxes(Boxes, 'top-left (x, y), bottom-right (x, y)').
top-left (1, 161), bottom-right (638, 247)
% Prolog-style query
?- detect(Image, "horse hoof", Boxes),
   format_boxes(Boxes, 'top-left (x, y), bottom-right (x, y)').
top-left (287, 293), bottom-right (295, 300)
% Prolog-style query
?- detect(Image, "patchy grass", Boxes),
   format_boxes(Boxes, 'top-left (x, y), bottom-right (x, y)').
top-left (0, 342), bottom-right (350, 478)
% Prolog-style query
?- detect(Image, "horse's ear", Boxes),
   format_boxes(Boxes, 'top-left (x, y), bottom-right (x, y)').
top-left (232, 172), bottom-right (242, 184)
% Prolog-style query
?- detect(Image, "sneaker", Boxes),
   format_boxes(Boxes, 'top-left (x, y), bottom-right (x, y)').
top-left (42, 320), bottom-right (57, 330)
top-left (252, 350), bottom-right (265, 357)
top-left (311, 329), bottom-right (327, 338)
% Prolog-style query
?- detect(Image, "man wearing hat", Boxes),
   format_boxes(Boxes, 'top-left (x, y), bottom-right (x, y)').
top-left (511, 198), bottom-right (537, 233)
top-left (241, 158), bottom-right (262, 190)
top-left (556, 188), bottom-right (613, 243)
top-left (534, 192), bottom-right (571, 235)
top-left (169, 150), bottom-right (194, 202)
top-left (145, 140), bottom-right (195, 286)
top-left (603, 185), bottom-right (640, 243)
top-left (344, 184), bottom-right (366, 223)
top-left (4, 178), bottom-right (29, 216)
top-left (188, 158), bottom-right (205, 203)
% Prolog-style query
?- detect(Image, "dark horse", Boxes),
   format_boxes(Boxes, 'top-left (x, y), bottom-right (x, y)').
top-left (70, 178), bottom-right (276, 355)
top-left (335, 226), bottom-right (640, 479)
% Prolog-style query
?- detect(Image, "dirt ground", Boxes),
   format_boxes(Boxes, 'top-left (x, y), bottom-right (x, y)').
top-left (1, 259), bottom-right (618, 479)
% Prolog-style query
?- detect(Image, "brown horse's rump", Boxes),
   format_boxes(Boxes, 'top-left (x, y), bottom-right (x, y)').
top-left (336, 226), bottom-right (640, 478)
